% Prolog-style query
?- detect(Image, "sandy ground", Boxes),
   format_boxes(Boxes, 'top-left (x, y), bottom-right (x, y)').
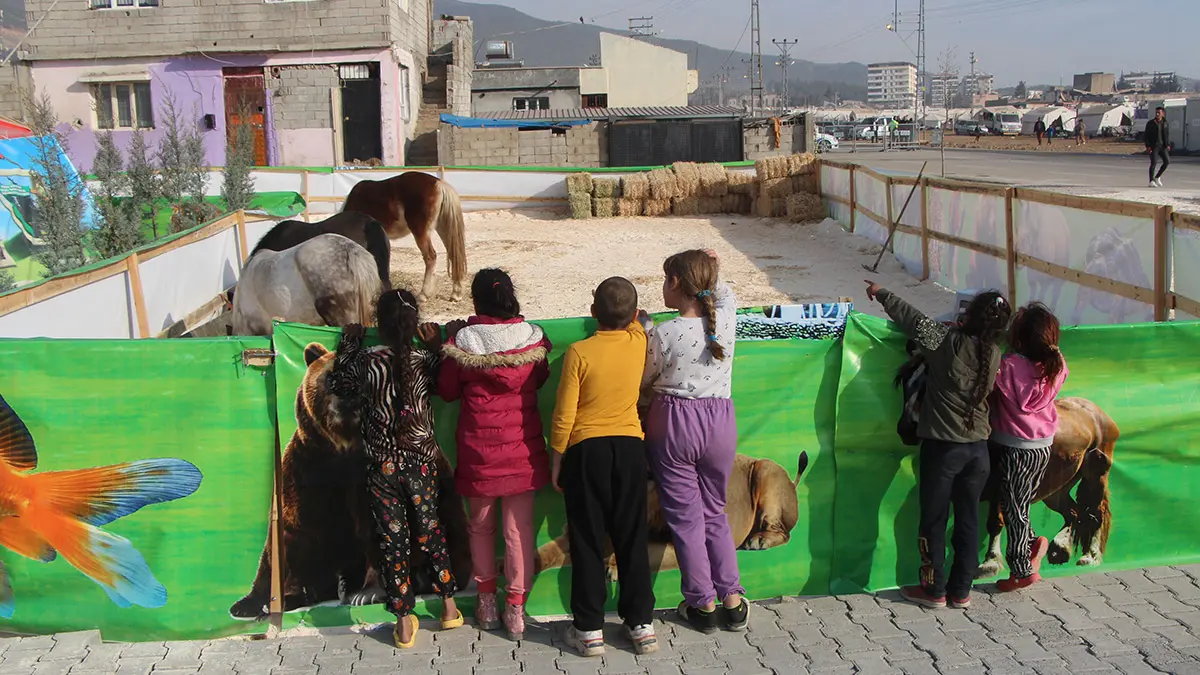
top-left (387, 210), bottom-right (955, 324)
top-left (939, 134), bottom-right (1143, 155)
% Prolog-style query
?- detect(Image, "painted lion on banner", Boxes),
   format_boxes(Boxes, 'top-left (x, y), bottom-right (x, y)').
top-left (534, 452), bottom-right (809, 578)
top-left (229, 342), bottom-right (471, 619)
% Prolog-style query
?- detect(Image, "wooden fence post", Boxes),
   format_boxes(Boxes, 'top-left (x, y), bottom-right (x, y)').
top-left (235, 210), bottom-right (249, 266)
top-left (126, 252), bottom-right (150, 339)
top-left (301, 170), bottom-right (311, 221)
top-left (848, 164), bottom-right (857, 234)
top-left (268, 423), bottom-right (285, 632)
top-left (1154, 205), bottom-right (1172, 322)
top-left (885, 176), bottom-right (895, 252)
top-left (1005, 187), bottom-right (1017, 306)
top-left (920, 178), bottom-right (930, 281)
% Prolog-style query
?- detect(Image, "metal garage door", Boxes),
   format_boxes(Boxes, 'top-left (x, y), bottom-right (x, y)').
top-left (608, 119), bottom-right (743, 167)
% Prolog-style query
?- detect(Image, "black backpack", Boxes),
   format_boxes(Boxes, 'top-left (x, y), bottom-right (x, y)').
top-left (893, 339), bottom-right (927, 447)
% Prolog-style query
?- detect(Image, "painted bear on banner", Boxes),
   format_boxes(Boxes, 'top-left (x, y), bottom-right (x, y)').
top-left (229, 342), bottom-right (472, 620)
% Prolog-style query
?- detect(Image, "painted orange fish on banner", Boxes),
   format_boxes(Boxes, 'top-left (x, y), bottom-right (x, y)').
top-left (0, 393), bottom-right (203, 618)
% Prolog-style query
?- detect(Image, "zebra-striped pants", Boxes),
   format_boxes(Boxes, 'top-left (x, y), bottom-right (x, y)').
top-left (998, 445), bottom-right (1053, 578)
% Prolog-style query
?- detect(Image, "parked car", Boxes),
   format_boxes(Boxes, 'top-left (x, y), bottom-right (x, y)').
top-left (954, 118), bottom-right (989, 136)
top-left (856, 116), bottom-right (893, 140)
top-left (815, 131), bottom-right (839, 153)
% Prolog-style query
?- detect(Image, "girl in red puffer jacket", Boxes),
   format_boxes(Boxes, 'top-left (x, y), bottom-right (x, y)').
top-left (431, 268), bottom-right (551, 641)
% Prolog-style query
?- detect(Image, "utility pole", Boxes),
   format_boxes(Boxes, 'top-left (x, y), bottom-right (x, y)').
top-left (772, 39), bottom-right (798, 113)
top-left (715, 65), bottom-right (734, 106)
top-left (628, 17), bottom-right (654, 38)
top-left (969, 51), bottom-right (978, 113)
top-left (750, 0), bottom-right (763, 117)
top-left (915, 0), bottom-right (926, 142)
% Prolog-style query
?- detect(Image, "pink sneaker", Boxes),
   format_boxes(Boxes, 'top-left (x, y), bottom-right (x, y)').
top-left (503, 603), bottom-right (526, 641)
top-left (475, 593), bottom-right (500, 631)
top-left (1030, 536), bottom-right (1049, 576)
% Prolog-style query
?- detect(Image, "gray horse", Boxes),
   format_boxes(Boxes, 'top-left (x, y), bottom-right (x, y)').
top-left (232, 233), bottom-right (381, 336)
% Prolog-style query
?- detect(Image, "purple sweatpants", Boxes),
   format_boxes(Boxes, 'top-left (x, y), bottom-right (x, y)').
top-left (645, 395), bottom-right (745, 608)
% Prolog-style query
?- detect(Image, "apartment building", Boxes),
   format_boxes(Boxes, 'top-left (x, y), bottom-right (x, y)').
top-left (866, 62), bottom-right (917, 108)
top-left (13, 0), bottom-right (437, 170)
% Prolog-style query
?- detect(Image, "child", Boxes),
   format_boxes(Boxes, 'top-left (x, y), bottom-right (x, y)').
top-left (991, 303), bottom-right (1068, 592)
top-left (865, 281), bottom-right (1012, 609)
top-left (641, 249), bottom-right (747, 634)
top-left (329, 289), bottom-right (462, 649)
top-left (551, 276), bottom-right (657, 657)
top-left (432, 269), bottom-right (551, 640)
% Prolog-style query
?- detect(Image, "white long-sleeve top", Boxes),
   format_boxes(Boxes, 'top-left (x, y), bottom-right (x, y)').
top-left (642, 281), bottom-right (737, 400)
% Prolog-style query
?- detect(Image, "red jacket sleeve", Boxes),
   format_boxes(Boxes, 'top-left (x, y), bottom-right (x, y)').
top-left (534, 336), bottom-right (553, 388)
top-left (436, 347), bottom-right (464, 402)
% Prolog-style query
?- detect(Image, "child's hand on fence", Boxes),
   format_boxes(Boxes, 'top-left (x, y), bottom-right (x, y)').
top-left (417, 322), bottom-right (443, 350)
top-left (445, 319), bottom-right (469, 340)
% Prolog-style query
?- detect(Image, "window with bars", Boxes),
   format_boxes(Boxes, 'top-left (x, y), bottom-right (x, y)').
top-left (582, 94), bottom-right (607, 108)
top-left (89, 0), bottom-right (159, 9)
top-left (513, 97), bottom-right (550, 111)
top-left (92, 82), bottom-right (154, 130)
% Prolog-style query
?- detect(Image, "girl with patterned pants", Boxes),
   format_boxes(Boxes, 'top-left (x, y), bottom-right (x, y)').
top-left (330, 289), bottom-right (463, 649)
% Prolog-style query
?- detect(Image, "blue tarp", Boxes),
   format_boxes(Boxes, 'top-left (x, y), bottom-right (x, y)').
top-left (439, 114), bottom-right (594, 129)
top-left (0, 135), bottom-right (98, 243)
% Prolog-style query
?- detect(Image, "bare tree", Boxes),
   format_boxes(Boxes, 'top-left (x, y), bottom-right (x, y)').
top-left (936, 46), bottom-right (960, 177)
top-left (221, 103), bottom-right (257, 214)
top-left (25, 91), bottom-right (87, 277)
top-left (92, 131), bottom-right (144, 258)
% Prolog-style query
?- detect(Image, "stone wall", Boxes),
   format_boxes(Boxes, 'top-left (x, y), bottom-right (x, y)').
top-left (267, 65), bottom-right (338, 131)
top-left (432, 18), bottom-right (473, 115)
top-left (744, 115), bottom-right (815, 161)
top-left (439, 123), bottom-right (606, 167)
top-left (0, 63), bottom-right (31, 122)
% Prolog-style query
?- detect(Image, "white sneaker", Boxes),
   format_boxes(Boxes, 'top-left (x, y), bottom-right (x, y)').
top-left (1150, 181), bottom-right (1158, 188)
top-left (1155, 178), bottom-right (1164, 188)
top-left (564, 625), bottom-right (605, 657)
top-left (626, 623), bottom-right (659, 654)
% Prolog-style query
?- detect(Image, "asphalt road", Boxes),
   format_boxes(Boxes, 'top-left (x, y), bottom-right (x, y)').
top-left (827, 146), bottom-right (1198, 192)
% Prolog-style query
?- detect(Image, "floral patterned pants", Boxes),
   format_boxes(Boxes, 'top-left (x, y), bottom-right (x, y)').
top-left (368, 457), bottom-right (457, 616)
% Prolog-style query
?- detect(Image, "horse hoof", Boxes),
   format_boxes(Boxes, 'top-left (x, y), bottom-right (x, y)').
top-left (344, 585), bottom-right (387, 607)
top-left (605, 565), bottom-right (620, 583)
top-left (974, 560), bottom-right (1003, 579)
top-left (1077, 555), bottom-right (1101, 567)
top-left (229, 594), bottom-right (269, 621)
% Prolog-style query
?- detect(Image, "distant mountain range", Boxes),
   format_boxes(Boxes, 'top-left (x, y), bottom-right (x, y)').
top-left (436, 0), bottom-right (868, 97)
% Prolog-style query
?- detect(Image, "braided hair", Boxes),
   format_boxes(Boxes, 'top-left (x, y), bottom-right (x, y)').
top-left (663, 250), bottom-right (726, 360)
top-left (376, 288), bottom-right (421, 390)
top-left (958, 290), bottom-right (1012, 431)
top-left (471, 268), bottom-right (521, 320)
top-left (1009, 302), bottom-right (1064, 383)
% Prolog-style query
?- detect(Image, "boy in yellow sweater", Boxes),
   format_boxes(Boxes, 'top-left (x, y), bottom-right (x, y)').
top-left (551, 276), bottom-right (657, 657)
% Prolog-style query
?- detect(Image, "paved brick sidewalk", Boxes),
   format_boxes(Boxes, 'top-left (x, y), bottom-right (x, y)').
top-left (5, 566), bottom-right (1200, 674)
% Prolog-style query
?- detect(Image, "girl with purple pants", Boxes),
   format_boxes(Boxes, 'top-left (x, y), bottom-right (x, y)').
top-left (641, 249), bottom-right (748, 634)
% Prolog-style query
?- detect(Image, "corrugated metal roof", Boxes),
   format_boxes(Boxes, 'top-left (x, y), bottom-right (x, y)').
top-left (473, 106), bottom-right (744, 121)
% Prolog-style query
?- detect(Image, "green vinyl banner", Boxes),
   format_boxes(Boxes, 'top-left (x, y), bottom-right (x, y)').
top-left (0, 337), bottom-right (277, 641)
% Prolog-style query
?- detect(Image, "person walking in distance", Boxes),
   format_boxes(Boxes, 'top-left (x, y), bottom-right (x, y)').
top-left (1075, 119), bottom-right (1086, 146)
top-left (1034, 118), bottom-right (1046, 146)
top-left (1146, 106), bottom-right (1171, 188)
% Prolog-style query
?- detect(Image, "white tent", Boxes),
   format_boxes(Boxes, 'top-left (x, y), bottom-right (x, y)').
top-left (1076, 105), bottom-right (1134, 137)
top-left (1021, 106), bottom-right (1077, 135)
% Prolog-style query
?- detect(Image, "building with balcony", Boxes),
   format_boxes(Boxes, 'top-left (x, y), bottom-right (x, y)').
top-left (867, 62), bottom-right (917, 108)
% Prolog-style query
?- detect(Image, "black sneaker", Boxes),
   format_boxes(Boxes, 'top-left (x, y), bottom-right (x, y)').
top-left (723, 601), bottom-right (749, 632)
top-left (677, 602), bottom-right (719, 634)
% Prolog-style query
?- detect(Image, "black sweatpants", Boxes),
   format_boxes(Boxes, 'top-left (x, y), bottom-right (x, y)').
top-left (1150, 146), bottom-right (1170, 182)
top-left (559, 436), bottom-right (655, 631)
top-left (918, 439), bottom-right (991, 598)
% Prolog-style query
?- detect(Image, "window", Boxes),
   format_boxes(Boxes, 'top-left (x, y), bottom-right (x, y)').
top-left (582, 94), bottom-right (607, 108)
top-left (92, 82), bottom-right (154, 130)
top-left (89, 0), bottom-right (158, 8)
top-left (513, 97), bottom-right (549, 111)
top-left (399, 64), bottom-right (412, 123)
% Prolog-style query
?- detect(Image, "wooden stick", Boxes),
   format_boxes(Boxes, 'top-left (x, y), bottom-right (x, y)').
top-left (865, 162), bottom-right (927, 273)
top-left (126, 252), bottom-right (150, 339)
top-left (235, 210), bottom-right (249, 266)
top-left (920, 179), bottom-right (930, 281)
top-left (1154, 205), bottom-right (1171, 322)
top-left (268, 419), bottom-right (285, 631)
top-left (301, 171), bottom-right (310, 221)
top-left (1005, 187), bottom-right (1017, 306)
top-left (848, 164), bottom-right (857, 234)
top-left (885, 176), bottom-right (895, 253)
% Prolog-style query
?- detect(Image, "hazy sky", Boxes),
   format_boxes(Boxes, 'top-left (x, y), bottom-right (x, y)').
top-left (461, 0), bottom-right (1192, 87)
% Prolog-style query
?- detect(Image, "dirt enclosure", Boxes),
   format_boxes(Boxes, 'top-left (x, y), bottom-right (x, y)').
top-left (388, 209), bottom-right (955, 324)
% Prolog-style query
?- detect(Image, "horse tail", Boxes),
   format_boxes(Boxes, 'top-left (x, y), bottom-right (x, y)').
top-left (437, 180), bottom-right (467, 289)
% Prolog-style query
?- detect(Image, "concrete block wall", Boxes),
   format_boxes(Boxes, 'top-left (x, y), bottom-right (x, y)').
top-left (439, 122), bottom-right (605, 167)
top-left (389, 0), bottom-right (429, 80)
top-left (20, 0), bottom-right (393, 61)
top-left (0, 63), bottom-right (32, 123)
top-left (267, 65), bottom-right (338, 131)
top-left (744, 115), bottom-right (814, 161)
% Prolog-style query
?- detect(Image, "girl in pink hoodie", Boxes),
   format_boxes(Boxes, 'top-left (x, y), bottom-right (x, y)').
top-left (990, 303), bottom-right (1069, 592)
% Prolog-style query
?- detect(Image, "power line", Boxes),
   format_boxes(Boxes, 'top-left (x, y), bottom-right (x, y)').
top-left (628, 17), bottom-right (655, 38)
top-left (773, 38), bottom-right (798, 112)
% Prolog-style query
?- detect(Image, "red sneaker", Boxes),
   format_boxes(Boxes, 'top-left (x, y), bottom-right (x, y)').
top-left (1030, 537), bottom-right (1049, 575)
top-left (900, 585), bottom-right (947, 609)
top-left (948, 594), bottom-right (971, 609)
top-left (997, 574), bottom-right (1042, 592)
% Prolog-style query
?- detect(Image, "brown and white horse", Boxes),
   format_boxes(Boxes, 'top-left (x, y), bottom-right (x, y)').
top-left (341, 172), bottom-right (467, 303)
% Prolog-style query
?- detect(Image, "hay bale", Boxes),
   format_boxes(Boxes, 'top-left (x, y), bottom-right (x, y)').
top-left (569, 193), bottom-right (592, 219)
top-left (760, 177), bottom-right (793, 199)
top-left (672, 197), bottom-right (702, 216)
top-left (593, 177), bottom-right (621, 198)
top-left (787, 153), bottom-right (818, 176)
top-left (721, 194), bottom-right (752, 214)
top-left (698, 163), bottom-right (729, 197)
top-left (787, 193), bottom-right (827, 223)
top-left (622, 173), bottom-right (650, 199)
top-left (617, 198), bottom-right (643, 216)
top-left (643, 198), bottom-right (672, 216)
top-left (671, 162), bottom-right (701, 197)
top-left (754, 157), bottom-right (771, 181)
top-left (566, 172), bottom-right (594, 195)
top-left (698, 197), bottom-right (725, 214)
top-left (791, 174), bottom-right (820, 194)
top-left (648, 168), bottom-right (680, 200)
top-left (727, 170), bottom-right (756, 195)
top-left (593, 197), bottom-right (617, 218)
top-left (756, 155), bottom-right (789, 180)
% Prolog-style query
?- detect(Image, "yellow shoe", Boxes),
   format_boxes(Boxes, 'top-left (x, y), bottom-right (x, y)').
top-left (440, 609), bottom-right (465, 630)
top-left (394, 614), bottom-right (419, 649)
